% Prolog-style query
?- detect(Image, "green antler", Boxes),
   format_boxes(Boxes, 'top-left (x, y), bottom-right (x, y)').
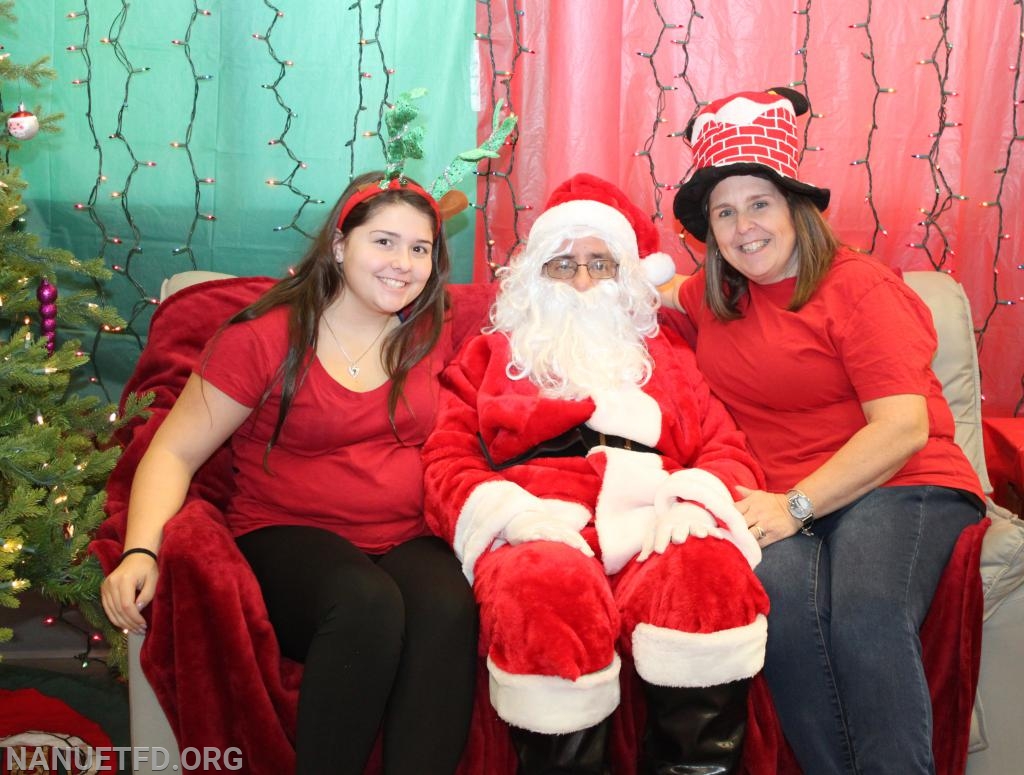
top-left (382, 88), bottom-right (428, 185)
top-left (431, 99), bottom-right (518, 200)
top-left (374, 90), bottom-right (517, 219)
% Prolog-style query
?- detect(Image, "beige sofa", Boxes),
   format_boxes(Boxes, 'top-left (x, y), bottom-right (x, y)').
top-left (123, 270), bottom-right (1024, 775)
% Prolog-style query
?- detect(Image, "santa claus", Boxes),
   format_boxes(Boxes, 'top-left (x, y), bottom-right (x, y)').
top-left (423, 174), bottom-right (769, 774)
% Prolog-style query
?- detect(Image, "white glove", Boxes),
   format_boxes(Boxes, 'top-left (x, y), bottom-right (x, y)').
top-left (637, 502), bottom-right (723, 561)
top-left (502, 510), bottom-right (596, 557)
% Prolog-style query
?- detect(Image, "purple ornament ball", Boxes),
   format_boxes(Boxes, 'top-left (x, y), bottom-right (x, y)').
top-left (36, 279), bottom-right (58, 304)
top-left (41, 317), bottom-right (58, 333)
top-left (40, 303), bottom-right (58, 319)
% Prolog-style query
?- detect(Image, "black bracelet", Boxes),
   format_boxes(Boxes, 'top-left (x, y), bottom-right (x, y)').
top-left (120, 547), bottom-right (158, 564)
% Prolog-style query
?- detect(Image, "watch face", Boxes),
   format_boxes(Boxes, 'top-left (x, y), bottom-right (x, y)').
top-left (788, 494), bottom-right (813, 520)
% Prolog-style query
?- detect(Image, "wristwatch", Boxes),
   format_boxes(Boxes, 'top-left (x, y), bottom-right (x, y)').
top-left (786, 489), bottom-right (815, 535)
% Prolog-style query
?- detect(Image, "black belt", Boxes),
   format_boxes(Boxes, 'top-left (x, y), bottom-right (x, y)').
top-left (480, 425), bottom-right (659, 471)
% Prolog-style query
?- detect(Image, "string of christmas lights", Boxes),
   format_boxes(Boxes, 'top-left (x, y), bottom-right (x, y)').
top-left (668, 1), bottom-right (703, 267)
top-left (344, 1), bottom-right (374, 176)
top-left (847, 1), bottom-right (891, 255)
top-left (256, 2), bottom-right (323, 238)
top-left (344, 0), bottom-right (393, 179)
top-left (66, 2), bottom-right (138, 402)
top-left (41, 604), bottom-right (108, 670)
top-left (912, 3), bottom-right (958, 272)
top-left (102, 2), bottom-right (151, 298)
top-left (366, 8), bottom-right (394, 150)
top-left (471, 0), bottom-right (524, 278)
top-left (632, 1), bottom-right (677, 232)
top-left (974, 0), bottom-right (1023, 415)
top-left (168, 3), bottom-right (215, 269)
top-left (476, 0), bottom-right (526, 275)
top-left (44, 2), bottom-right (1021, 416)
top-left (794, 2), bottom-right (818, 162)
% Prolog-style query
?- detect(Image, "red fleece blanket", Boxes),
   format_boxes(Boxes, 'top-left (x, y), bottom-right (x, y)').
top-left (90, 276), bottom-right (987, 775)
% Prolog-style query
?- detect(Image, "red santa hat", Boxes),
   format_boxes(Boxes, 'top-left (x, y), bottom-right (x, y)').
top-left (529, 174), bottom-right (677, 286)
top-left (672, 87), bottom-right (830, 242)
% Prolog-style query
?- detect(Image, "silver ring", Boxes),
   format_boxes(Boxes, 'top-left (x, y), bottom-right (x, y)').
top-left (751, 525), bottom-right (766, 540)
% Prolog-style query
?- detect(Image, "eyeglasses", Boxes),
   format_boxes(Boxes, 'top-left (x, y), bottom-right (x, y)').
top-left (542, 257), bottom-right (619, 281)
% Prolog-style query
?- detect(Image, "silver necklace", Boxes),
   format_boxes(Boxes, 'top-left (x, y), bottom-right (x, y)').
top-left (322, 315), bottom-right (391, 378)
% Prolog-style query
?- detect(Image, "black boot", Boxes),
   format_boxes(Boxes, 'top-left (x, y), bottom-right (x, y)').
top-left (640, 679), bottom-right (751, 775)
top-left (508, 719), bottom-right (611, 775)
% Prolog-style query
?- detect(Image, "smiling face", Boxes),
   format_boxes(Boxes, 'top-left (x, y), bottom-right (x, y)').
top-left (334, 201), bottom-right (435, 318)
top-left (707, 175), bottom-right (798, 285)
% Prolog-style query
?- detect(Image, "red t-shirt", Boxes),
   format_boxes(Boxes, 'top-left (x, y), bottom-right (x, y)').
top-left (198, 306), bottom-right (454, 553)
top-left (676, 249), bottom-right (982, 503)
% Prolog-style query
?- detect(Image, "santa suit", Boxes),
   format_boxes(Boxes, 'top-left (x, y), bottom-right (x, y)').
top-left (423, 326), bottom-right (769, 735)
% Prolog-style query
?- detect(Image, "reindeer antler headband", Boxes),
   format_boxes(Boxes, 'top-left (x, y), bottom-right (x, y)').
top-left (337, 89), bottom-right (517, 231)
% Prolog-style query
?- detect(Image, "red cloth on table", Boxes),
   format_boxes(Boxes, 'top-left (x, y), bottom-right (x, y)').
top-left (983, 416), bottom-right (1024, 514)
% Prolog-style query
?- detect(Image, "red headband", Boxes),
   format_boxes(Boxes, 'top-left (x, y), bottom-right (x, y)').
top-left (336, 178), bottom-right (442, 232)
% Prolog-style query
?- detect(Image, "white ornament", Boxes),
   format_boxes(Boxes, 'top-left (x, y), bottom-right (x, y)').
top-left (7, 104), bottom-right (39, 141)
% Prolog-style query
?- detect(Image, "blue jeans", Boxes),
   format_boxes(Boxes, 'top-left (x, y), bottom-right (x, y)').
top-left (755, 485), bottom-right (981, 775)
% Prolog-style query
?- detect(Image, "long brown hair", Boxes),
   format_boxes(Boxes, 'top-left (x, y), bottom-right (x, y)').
top-left (703, 180), bottom-right (839, 320)
top-left (227, 171), bottom-right (451, 459)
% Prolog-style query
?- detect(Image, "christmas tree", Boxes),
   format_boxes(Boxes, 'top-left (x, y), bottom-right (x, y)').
top-left (0, 0), bottom-right (145, 670)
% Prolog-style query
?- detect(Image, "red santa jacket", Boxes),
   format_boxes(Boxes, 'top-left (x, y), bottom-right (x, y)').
top-left (423, 327), bottom-right (766, 579)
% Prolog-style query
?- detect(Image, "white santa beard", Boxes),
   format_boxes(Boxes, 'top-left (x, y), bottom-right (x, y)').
top-left (503, 281), bottom-right (653, 400)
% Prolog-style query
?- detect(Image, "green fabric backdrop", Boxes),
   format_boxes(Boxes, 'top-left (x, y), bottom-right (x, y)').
top-left (14, 1), bottom-right (479, 398)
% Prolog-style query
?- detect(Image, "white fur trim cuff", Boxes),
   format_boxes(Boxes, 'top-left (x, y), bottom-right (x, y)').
top-left (455, 480), bottom-right (539, 582)
top-left (588, 385), bottom-right (662, 448)
top-left (591, 446), bottom-right (668, 574)
top-left (655, 469), bottom-right (761, 568)
top-left (454, 480), bottom-right (591, 583)
top-left (487, 655), bottom-right (622, 735)
top-left (631, 615), bottom-right (767, 687)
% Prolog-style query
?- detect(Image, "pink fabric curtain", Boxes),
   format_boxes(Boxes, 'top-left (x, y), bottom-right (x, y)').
top-left (475, 0), bottom-right (1023, 417)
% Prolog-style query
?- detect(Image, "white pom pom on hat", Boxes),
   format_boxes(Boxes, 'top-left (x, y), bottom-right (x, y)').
top-left (641, 251), bottom-right (677, 287)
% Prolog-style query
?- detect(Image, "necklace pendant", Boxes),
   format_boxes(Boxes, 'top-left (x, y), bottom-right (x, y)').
top-left (347, 364), bottom-right (360, 378)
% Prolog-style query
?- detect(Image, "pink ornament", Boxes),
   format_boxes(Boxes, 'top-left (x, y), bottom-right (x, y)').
top-left (7, 103), bottom-right (39, 141)
top-left (37, 278), bottom-right (58, 354)
top-left (36, 278), bottom-right (58, 303)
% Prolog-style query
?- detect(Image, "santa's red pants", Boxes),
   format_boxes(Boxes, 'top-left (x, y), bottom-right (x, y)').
top-left (472, 535), bottom-right (769, 734)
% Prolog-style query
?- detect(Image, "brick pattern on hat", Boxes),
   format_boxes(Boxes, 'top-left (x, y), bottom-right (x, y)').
top-left (692, 106), bottom-right (799, 179)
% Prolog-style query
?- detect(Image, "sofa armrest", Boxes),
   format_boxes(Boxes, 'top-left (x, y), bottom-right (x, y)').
top-left (159, 271), bottom-right (237, 302)
top-left (966, 574), bottom-right (1024, 772)
top-left (902, 271), bottom-right (992, 493)
top-left (127, 631), bottom-right (181, 772)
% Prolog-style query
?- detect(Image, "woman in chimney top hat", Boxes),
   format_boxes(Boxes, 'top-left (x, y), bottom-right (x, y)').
top-left (661, 88), bottom-right (984, 774)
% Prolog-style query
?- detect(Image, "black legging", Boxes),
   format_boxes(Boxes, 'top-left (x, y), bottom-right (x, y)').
top-left (236, 527), bottom-right (478, 775)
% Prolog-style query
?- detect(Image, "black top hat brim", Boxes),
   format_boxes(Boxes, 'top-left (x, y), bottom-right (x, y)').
top-left (673, 162), bottom-right (831, 243)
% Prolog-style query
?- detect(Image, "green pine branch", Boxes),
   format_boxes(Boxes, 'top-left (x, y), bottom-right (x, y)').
top-left (0, 59), bottom-right (56, 90)
top-left (0, 2), bottom-right (148, 673)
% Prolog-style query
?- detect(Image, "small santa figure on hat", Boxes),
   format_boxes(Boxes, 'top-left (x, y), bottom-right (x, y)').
top-left (423, 174), bottom-right (769, 774)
